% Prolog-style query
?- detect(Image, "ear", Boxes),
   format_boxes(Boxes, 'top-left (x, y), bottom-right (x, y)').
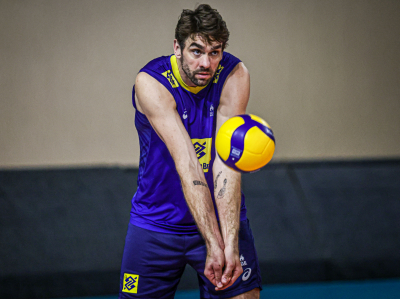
top-left (173, 39), bottom-right (182, 59)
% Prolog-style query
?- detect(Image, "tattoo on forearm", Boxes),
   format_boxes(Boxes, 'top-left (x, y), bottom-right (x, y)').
top-left (214, 171), bottom-right (222, 191)
top-left (217, 178), bottom-right (227, 199)
top-left (193, 180), bottom-right (208, 188)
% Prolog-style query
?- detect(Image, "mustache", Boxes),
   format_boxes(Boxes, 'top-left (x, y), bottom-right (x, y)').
top-left (194, 68), bottom-right (212, 74)
top-left (193, 70), bottom-right (213, 76)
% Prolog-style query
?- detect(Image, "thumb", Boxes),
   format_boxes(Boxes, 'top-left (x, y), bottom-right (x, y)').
top-left (222, 263), bottom-right (234, 284)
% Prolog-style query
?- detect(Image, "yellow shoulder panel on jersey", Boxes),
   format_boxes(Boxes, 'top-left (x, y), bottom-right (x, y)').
top-left (162, 70), bottom-right (179, 88)
top-left (213, 65), bottom-right (224, 83)
top-left (192, 138), bottom-right (212, 172)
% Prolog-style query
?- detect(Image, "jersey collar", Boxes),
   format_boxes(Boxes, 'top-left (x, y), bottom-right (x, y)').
top-left (170, 55), bottom-right (209, 94)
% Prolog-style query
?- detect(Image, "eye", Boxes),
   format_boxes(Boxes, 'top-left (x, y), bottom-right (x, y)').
top-left (192, 49), bottom-right (201, 56)
top-left (211, 51), bottom-right (220, 56)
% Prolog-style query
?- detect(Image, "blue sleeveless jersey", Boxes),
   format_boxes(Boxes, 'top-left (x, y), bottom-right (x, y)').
top-left (131, 52), bottom-right (247, 234)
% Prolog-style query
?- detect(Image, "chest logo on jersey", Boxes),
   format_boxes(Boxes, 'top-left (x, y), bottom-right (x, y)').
top-left (213, 65), bottom-right (224, 83)
top-left (162, 70), bottom-right (179, 88)
top-left (192, 138), bottom-right (212, 172)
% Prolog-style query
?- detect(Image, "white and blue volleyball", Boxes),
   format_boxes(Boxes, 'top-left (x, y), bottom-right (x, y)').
top-left (215, 114), bottom-right (275, 173)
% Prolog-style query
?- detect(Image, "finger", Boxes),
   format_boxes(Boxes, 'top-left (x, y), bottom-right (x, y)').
top-left (230, 266), bottom-right (244, 285)
top-left (204, 267), bottom-right (217, 287)
top-left (221, 262), bottom-right (234, 285)
top-left (215, 265), bottom-right (243, 291)
top-left (215, 277), bottom-right (234, 291)
top-left (213, 263), bottom-right (223, 289)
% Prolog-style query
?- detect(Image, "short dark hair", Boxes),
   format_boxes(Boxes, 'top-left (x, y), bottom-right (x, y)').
top-left (175, 4), bottom-right (230, 51)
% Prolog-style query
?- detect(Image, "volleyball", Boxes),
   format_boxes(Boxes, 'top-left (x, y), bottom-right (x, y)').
top-left (215, 114), bottom-right (275, 173)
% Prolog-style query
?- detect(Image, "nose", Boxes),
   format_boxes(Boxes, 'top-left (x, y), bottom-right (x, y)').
top-left (199, 54), bottom-right (211, 69)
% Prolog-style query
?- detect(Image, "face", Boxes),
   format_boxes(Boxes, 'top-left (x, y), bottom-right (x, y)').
top-left (174, 35), bottom-right (223, 87)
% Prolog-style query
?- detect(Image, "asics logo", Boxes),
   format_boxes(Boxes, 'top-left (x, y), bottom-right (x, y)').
top-left (242, 268), bottom-right (252, 281)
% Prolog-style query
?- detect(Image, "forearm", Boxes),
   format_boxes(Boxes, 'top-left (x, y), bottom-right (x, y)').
top-left (213, 161), bottom-right (242, 247)
top-left (179, 164), bottom-right (223, 250)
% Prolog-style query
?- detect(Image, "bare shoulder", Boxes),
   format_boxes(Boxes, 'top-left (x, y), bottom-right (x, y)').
top-left (134, 72), bottom-right (175, 115)
top-left (219, 62), bottom-right (250, 117)
top-left (225, 62), bottom-right (250, 85)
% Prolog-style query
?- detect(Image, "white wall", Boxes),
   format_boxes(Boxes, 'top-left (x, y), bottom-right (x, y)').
top-left (1, 0), bottom-right (399, 168)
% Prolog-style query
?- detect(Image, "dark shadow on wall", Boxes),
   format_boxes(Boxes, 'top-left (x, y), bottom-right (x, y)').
top-left (1, 160), bottom-right (399, 298)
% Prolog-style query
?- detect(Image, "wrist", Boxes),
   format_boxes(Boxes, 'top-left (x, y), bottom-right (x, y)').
top-left (223, 238), bottom-right (239, 250)
top-left (205, 239), bottom-right (223, 253)
top-left (221, 227), bottom-right (238, 245)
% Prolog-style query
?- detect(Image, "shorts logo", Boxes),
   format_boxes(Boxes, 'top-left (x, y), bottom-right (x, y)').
top-left (192, 138), bottom-right (212, 172)
top-left (122, 273), bottom-right (139, 293)
top-left (242, 268), bottom-right (252, 281)
top-left (162, 70), bottom-right (179, 88)
top-left (240, 254), bottom-right (248, 266)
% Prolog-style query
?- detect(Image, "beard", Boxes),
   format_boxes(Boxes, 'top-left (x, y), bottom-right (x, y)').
top-left (180, 56), bottom-right (215, 87)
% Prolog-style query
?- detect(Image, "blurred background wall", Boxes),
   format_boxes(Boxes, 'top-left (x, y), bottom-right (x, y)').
top-left (0, 0), bottom-right (399, 298)
top-left (1, 0), bottom-right (399, 168)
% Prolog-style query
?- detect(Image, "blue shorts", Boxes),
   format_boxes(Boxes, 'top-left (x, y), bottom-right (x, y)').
top-left (119, 219), bottom-right (262, 299)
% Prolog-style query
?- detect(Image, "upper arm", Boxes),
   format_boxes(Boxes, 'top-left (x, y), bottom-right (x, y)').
top-left (214, 63), bottom-right (250, 170)
top-left (134, 72), bottom-right (201, 175)
top-left (218, 62), bottom-right (250, 125)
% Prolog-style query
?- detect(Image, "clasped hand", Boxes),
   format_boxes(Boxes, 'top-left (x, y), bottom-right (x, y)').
top-left (204, 244), bottom-right (243, 291)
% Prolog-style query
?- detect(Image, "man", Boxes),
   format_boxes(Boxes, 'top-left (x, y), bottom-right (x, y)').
top-left (120, 4), bottom-right (262, 299)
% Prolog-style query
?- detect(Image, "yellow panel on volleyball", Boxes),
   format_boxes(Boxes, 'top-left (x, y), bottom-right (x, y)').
top-left (235, 126), bottom-right (275, 172)
top-left (215, 116), bottom-right (245, 161)
top-left (249, 114), bottom-right (271, 128)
